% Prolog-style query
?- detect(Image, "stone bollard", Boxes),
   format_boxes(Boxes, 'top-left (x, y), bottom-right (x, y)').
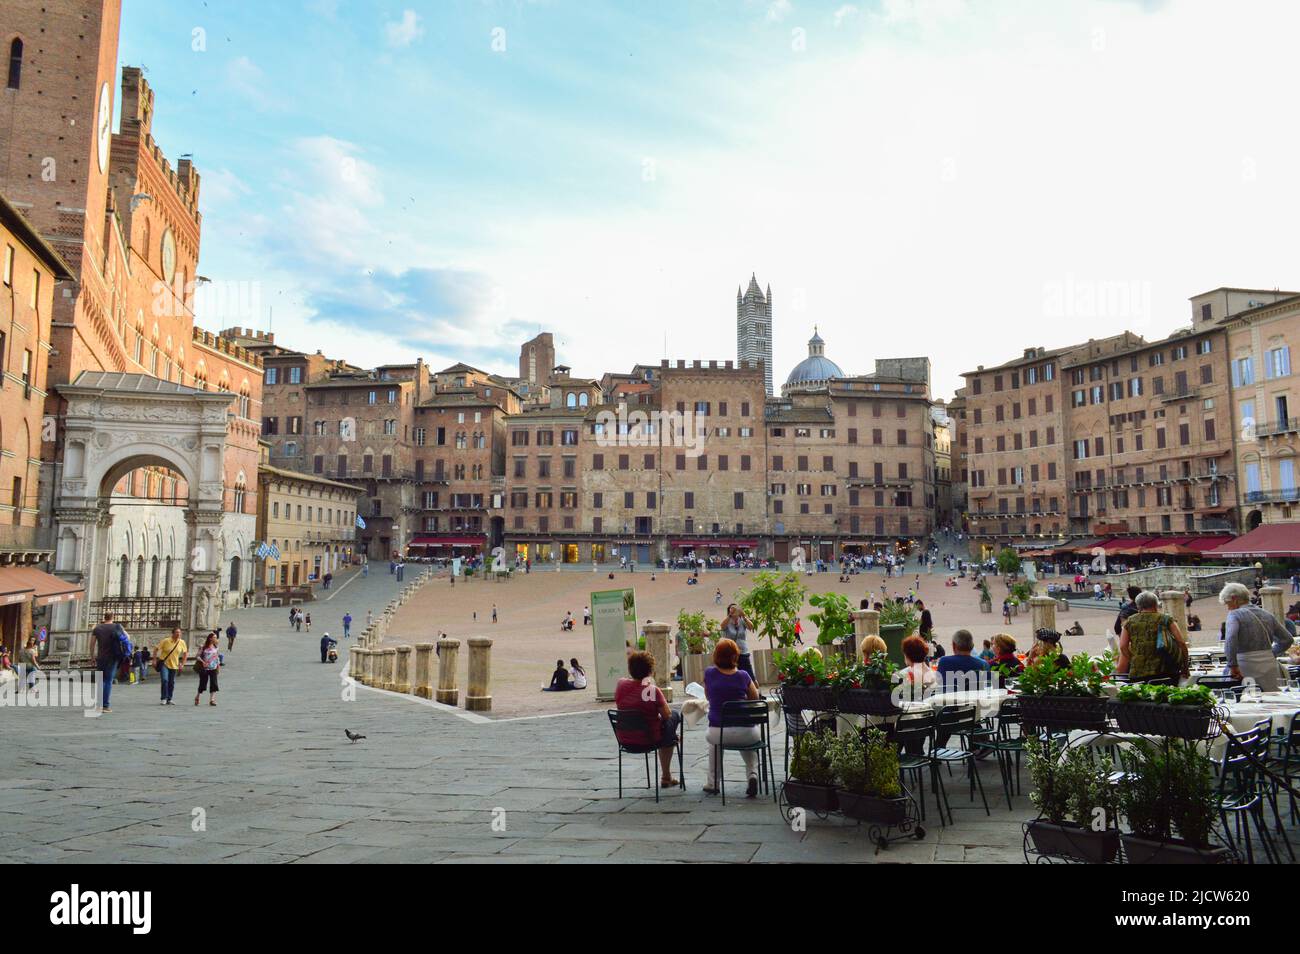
top-left (1159, 590), bottom-right (1189, 637)
top-left (851, 609), bottom-right (879, 659)
top-left (436, 638), bottom-right (460, 705)
top-left (465, 636), bottom-right (493, 711)
top-left (381, 647), bottom-right (398, 691)
top-left (1029, 595), bottom-right (1057, 635)
top-left (414, 643), bottom-right (435, 699)
top-left (348, 646), bottom-right (361, 683)
top-left (358, 648), bottom-right (374, 687)
top-left (395, 645), bottom-right (413, 694)
top-left (1261, 585), bottom-right (1285, 625)
top-left (643, 622), bottom-right (673, 702)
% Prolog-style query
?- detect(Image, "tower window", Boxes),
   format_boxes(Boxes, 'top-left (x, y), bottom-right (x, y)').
top-left (6, 38), bottom-right (21, 90)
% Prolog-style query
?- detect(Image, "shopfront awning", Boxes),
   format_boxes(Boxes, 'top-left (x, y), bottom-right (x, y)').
top-left (1184, 536), bottom-right (1235, 553)
top-left (1205, 526), bottom-right (1299, 557)
top-left (669, 539), bottom-right (759, 549)
top-left (407, 535), bottom-right (485, 547)
top-left (0, 566), bottom-right (84, 606)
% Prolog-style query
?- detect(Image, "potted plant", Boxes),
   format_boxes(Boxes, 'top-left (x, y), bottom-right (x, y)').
top-left (835, 651), bottom-right (901, 715)
top-left (1024, 736), bottom-right (1120, 863)
top-left (1016, 649), bottom-right (1114, 732)
top-left (996, 546), bottom-right (1022, 580)
top-left (1118, 738), bottom-right (1232, 863)
top-left (1112, 683), bottom-right (1220, 740)
top-left (877, 601), bottom-right (918, 666)
top-left (830, 728), bottom-right (907, 824)
top-left (738, 571), bottom-right (807, 683)
top-left (977, 579), bottom-right (993, 614)
top-left (808, 591), bottom-right (855, 660)
top-left (775, 648), bottom-right (835, 711)
top-left (784, 729), bottom-right (838, 813)
top-left (676, 609), bottom-right (718, 686)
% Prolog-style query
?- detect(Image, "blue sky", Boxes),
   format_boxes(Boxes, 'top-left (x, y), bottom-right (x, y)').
top-left (120, 0), bottom-right (1300, 397)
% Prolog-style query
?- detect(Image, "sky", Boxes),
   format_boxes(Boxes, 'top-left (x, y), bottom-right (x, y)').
top-left (119, 0), bottom-right (1300, 399)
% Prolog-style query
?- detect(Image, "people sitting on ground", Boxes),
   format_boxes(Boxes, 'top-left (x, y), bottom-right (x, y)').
top-left (989, 633), bottom-right (1024, 676)
top-left (859, 634), bottom-right (888, 663)
top-left (614, 650), bottom-right (680, 789)
top-left (569, 658), bottom-right (587, 690)
top-left (686, 576), bottom-right (699, 585)
top-left (1116, 589), bottom-right (1190, 684)
top-left (703, 638), bottom-right (760, 797)
top-left (546, 659), bottom-right (573, 691)
top-left (978, 639), bottom-right (995, 663)
top-left (936, 629), bottom-right (988, 687)
top-left (1187, 613), bottom-right (1202, 632)
top-left (561, 612), bottom-right (575, 631)
top-left (1027, 628), bottom-right (1069, 669)
top-left (1064, 621), bottom-right (1085, 637)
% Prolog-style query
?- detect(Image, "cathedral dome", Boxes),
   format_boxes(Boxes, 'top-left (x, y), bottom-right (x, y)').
top-left (784, 327), bottom-right (843, 392)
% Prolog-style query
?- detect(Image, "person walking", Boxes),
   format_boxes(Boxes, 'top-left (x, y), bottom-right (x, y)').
top-left (156, 627), bottom-right (187, 706)
top-left (342, 612), bottom-right (353, 639)
top-left (583, 605), bottom-right (591, 625)
top-left (194, 633), bottom-right (221, 706)
top-left (91, 612), bottom-right (123, 713)
top-left (304, 612), bottom-right (312, 633)
top-left (721, 603), bottom-right (757, 681)
top-left (18, 636), bottom-right (41, 695)
top-left (492, 604), bottom-right (498, 624)
top-left (225, 621), bottom-right (237, 652)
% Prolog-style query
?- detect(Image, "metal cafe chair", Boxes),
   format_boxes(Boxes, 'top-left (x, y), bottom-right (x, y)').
top-left (931, 704), bottom-right (991, 822)
top-left (717, 699), bottom-right (776, 806)
top-left (606, 709), bottom-right (684, 803)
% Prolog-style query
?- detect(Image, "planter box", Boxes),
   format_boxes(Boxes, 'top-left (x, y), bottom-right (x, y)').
top-left (979, 601), bottom-right (993, 614)
top-left (836, 687), bottom-right (901, 716)
top-left (838, 791), bottom-right (909, 825)
top-left (1121, 834), bottom-right (1233, 865)
top-left (751, 648), bottom-right (778, 685)
top-left (1111, 701), bottom-right (1217, 740)
top-left (1027, 820), bottom-right (1119, 864)
top-left (1019, 694), bottom-right (1111, 732)
top-left (782, 780), bottom-right (839, 813)
top-left (779, 684), bottom-right (836, 712)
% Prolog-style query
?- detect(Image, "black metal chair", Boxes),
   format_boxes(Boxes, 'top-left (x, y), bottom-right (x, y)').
top-left (1217, 725), bottom-right (1281, 864)
top-left (894, 709), bottom-right (943, 824)
top-left (1197, 674), bottom-right (1242, 699)
top-left (607, 708), bottom-right (684, 803)
top-left (931, 705), bottom-right (991, 823)
top-left (717, 699), bottom-right (776, 805)
top-left (975, 697), bottom-right (1025, 810)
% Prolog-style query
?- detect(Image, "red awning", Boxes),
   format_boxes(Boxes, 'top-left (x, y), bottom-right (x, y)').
top-left (1205, 527), bottom-right (1299, 557)
top-left (407, 535), bottom-right (485, 547)
top-left (0, 566), bottom-right (84, 606)
top-left (669, 539), bottom-right (759, 549)
top-left (1185, 536), bottom-right (1234, 553)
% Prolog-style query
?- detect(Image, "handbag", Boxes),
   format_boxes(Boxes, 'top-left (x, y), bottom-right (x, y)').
top-left (1153, 614), bottom-right (1185, 676)
top-left (156, 639), bottom-right (181, 673)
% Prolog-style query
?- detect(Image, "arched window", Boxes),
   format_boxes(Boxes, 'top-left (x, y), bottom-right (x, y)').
top-left (232, 473), bottom-right (246, 513)
top-left (118, 555), bottom-right (129, 597)
top-left (578, 392), bottom-right (589, 407)
top-left (6, 38), bottom-right (21, 90)
top-left (566, 392), bottom-right (577, 408)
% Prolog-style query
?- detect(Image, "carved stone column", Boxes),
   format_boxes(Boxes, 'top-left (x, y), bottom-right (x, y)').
top-left (1160, 590), bottom-right (1189, 637)
top-left (414, 643), bottom-right (435, 699)
top-left (465, 636), bottom-right (492, 711)
top-left (643, 622), bottom-right (673, 702)
top-left (436, 637), bottom-right (460, 705)
top-left (1029, 595), bottom-right (1057, 635)
top-left (381, 647), bottom-right (397, 691)
top-left (1261, 585), bottom-right (1285, 625)
top-left (394, 645), bottom-right (413, 694)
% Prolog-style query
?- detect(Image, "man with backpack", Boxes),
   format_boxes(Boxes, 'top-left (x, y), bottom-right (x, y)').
top-left (91, 612), bottom-right (129, 713)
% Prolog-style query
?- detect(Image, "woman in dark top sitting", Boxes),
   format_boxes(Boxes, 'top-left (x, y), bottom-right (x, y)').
top-left (1027, 629), bottom-right (1069, 669)
top-left (547, 659), bottom-right (572, 691)
top-left (989, 633), bottom-right (1024, 676)
top-left (703, 637), bottom-right (760, 797)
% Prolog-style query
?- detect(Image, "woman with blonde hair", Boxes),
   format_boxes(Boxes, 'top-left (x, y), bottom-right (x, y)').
top-left (859, 634), bottom-right (887, 662)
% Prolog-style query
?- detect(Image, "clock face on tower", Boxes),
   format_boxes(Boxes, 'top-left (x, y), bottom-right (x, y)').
top-left (96, 82), bottom-right (111, 173)
top-left (161, 228), bottom-right (177, 285)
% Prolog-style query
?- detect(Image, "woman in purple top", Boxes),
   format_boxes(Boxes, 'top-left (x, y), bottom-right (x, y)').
top-left (703, 638), bottom-right (761, 797)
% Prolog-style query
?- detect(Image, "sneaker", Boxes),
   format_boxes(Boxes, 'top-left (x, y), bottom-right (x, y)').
top-left (166, 700), bottom-right (175, 706)
top-left (101, 707), bottom-right (111, 713)
top-left (160, 701), bottom-right (167, 706)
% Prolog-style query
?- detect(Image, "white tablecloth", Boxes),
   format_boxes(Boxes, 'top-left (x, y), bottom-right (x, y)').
top-left (680, 694), bottom-right (781, 728)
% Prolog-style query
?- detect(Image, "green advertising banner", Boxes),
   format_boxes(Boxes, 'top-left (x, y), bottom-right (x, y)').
top-left (591, 587), bottom-right (637, 700)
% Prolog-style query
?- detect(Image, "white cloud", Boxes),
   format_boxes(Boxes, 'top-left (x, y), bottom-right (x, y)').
top-left (385, 9), bottom-right (424, 48)
top-left (833, 5), bottom-right (859, 27)
top-left (225, 56), bottom-right (281, 110)
top-left (766, 0), bottom-right (792, 23)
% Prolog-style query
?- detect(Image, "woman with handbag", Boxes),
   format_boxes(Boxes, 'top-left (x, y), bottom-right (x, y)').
top-left (1116, 590), bottom-right (1189, 683)
top-left (155, 627), bottom-right (187, 705)
top-left (194, 633), bottom-right (221, 707)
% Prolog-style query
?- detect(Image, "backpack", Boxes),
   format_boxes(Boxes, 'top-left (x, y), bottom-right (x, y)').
top-left (114, 626), bottom-right (134, 663)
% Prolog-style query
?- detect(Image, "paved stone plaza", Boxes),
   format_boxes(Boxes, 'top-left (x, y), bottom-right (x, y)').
top-left (5, 565), bottom-right (1292, 864)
